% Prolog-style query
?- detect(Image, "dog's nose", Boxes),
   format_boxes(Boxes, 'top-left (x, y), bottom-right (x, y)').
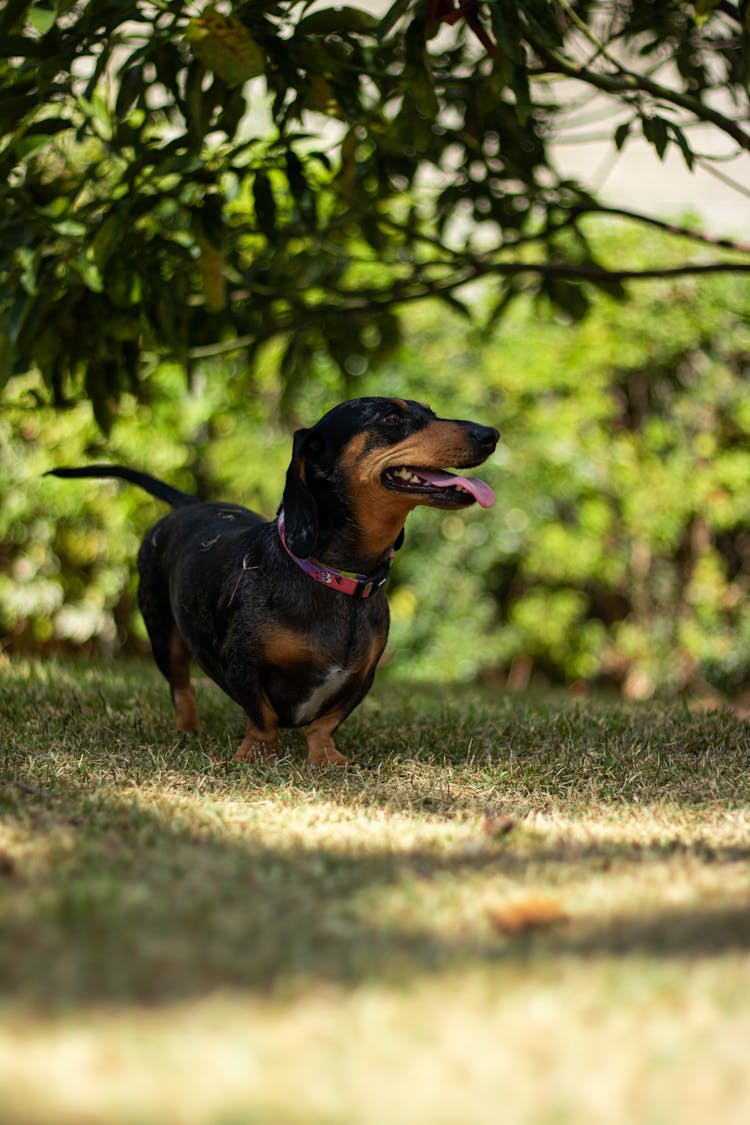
top-left (469, 424), bottom-right (500, 451)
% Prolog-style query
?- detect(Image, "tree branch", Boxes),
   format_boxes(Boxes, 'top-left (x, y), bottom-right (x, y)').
top-left (569, 204), bottom-right (750, 255)
top-left (352, 259), bottom-right (750, 310)
top-left (533, 46), bottom-right (750, 152)
top-left (186, 246), bottom-right (750, 360)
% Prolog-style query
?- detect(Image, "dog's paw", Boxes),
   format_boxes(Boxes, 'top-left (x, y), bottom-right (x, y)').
top-left (234, 740), bottom-right (279, 762)
top-left (307, 745), bottom-right (350, 767)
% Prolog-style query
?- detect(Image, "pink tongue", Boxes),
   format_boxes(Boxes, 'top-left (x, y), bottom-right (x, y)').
top-left (418, 470), bottom-right (495, 508)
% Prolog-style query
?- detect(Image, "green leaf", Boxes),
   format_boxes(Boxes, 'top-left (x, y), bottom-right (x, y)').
top-left (410, 69), bottom-right (439, 119)
top-left (285, 151), bottom-right (317, 227)
top-left (694, 0), bottom-right (720, 27)
top-left (544, 278), bottom-right (591, 321)
top-left (83, 41), bottom-right (113, 102)
top-left (8, 291), bottom-right (33, 346)
top-left (85, 363), bottom-right (114, 435)
top-left (23, 116), bottom-right (72, 138)
top-left (642, 115), bottom-right (669, 160)
top-left (14, 134), bottom-right (48, 160)
top-left (217, 87), bottom-right (246, 138)
top-left (92, 215), bottom-right (123, 269)
top-left (186, 7), bottom-right (265, 87)
top-left (486, 280), bottom-right (523, 328)
top-left (510, 62), bottom-right (531, 126)
top-left (27, 2), bottom-right (56, 35)
top-left (614, 120), bottom-right (631, 151)
top-left (198, 192), bottom-right (224, 249)
top-left (492, 0), bottom-right (524, 64)
top-left (586, 271), bottom-right (627, 301)
top-left (115, 63), bottom-right (143, 120)
top-left (13, 116), bottom-right (72, 158)
top-left (519, 0), bottom-right (563, 48)
top-left (71, 252), bottom-right (104, 293)
top-left (0, 317), bottom-right (14, 384)
top-left (17, 246), bottom-right (39, 295)
top-left (360, 216), bottom-right (386, 252)
top-left (104, 260), bottom-right (142, 308)
top-left (50, 218), bottom-right (87, 237)
top-left (297, 6), bottom-right (379, 37)
top-left (253, 171), bottom-right (277, 234)
top-left (376, 0), bottom-right (412, 41)
top-left (669, 122), bottom-right (695, 171)
top-left (280, 332), bottom-right (313, 394)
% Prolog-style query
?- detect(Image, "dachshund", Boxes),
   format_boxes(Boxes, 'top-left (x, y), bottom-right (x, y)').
top-left (48, 397), bottom-right (498, 764)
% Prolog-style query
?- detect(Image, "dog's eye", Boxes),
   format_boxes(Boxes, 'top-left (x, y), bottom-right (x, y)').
top-left (384, 413), bottom-right (402, 426)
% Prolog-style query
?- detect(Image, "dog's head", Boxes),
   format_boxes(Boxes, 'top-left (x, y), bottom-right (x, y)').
top-left (282, 397), bottom-right (498, 560)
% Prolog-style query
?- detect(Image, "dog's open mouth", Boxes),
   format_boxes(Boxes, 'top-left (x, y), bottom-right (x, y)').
top-left (382, 467), bottom-right (495, 508)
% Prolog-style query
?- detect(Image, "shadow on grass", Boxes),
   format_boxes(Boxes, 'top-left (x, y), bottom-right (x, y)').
top-left (2, 774), bottom-right (750, 1013)
top-left (2, 656), bottom-right (750, 1013)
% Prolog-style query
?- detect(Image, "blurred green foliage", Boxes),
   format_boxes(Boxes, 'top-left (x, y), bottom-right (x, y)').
top-left (1, 226), bottom-right (749, 698)
top-left (2, 0), bottom-right (749, 418)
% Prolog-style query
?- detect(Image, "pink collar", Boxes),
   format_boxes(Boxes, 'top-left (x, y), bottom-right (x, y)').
top-left (277, 508), bottom-right (394, 598)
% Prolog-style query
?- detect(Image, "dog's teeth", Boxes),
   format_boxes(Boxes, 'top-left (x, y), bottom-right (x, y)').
top-left (390, 468), bottom-right (440, 488)
top-left (392, 468), bottom-right (421, 484)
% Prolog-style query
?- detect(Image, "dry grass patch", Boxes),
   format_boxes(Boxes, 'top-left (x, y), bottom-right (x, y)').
top-left (1, 656), bottom-right (749, 1123)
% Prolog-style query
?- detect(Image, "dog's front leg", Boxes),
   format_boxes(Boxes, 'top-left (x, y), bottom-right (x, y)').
top-left (304, 710), bottom-right (349, 766)
top-left (235, 715), bottom-right (280, 761)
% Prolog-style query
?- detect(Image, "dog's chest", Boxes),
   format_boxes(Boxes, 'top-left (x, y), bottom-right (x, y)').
top-left (260, 611), bottom-right (385, 727)
top-left (293, 665), bottom-right (352, 725)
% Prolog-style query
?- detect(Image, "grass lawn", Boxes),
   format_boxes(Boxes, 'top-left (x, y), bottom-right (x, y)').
top-left (1, 654), bottom-right (749, 1124)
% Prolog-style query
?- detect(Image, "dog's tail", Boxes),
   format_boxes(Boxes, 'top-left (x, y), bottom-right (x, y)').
top-left (45, 465), bottom-right (197, 508)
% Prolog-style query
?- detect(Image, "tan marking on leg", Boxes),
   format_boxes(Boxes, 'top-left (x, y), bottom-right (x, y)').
top-left (235, 717), bottom-right (280, 762)
top-left (234, 695), bottom-right (280, 762)
top-left (304, 711), bottom-right (349, 766)
top-left (169, 626), bottom-right (199, 732)
top-left (173, 688), bottom-right (200, 732)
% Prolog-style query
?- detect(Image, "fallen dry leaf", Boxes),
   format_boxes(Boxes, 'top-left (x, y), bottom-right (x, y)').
top-left (483, 813), bottom-right (517, 838)
top-left (486, 894), bottom-right (568, 934)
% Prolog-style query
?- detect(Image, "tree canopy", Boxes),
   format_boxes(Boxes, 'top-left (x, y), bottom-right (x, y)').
top-left (2, 0), bottom-right (750, 423)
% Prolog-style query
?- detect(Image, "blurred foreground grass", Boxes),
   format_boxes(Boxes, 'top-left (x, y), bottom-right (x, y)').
top-left (1, 655), bottom-right (749, 1124)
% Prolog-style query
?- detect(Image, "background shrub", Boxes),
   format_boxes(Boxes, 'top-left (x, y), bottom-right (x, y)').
top-left (2, 228), bottom-right (748, 698)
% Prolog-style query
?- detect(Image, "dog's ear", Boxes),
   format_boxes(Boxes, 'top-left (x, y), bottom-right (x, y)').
top-left (282, 428), bottom-right (319, 558)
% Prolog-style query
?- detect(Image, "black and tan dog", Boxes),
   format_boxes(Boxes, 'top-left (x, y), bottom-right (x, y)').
top-left (49, 397), bottom-right (498, 764)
